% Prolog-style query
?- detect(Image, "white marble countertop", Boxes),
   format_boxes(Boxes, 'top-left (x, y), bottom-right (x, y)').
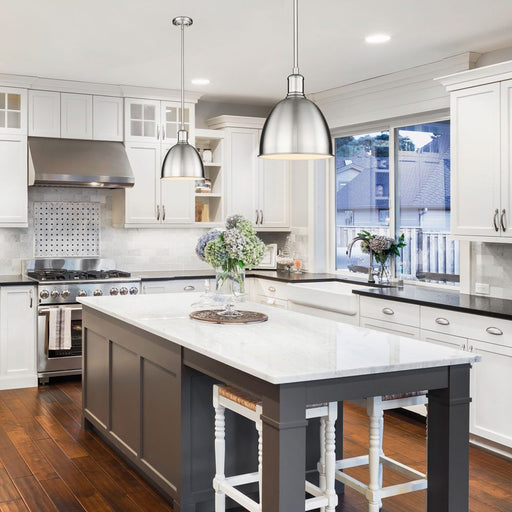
top-left (79, 293), bottom-right (480, 385)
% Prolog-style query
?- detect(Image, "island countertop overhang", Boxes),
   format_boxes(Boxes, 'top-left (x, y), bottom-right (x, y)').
top-left (79, 293), bottom-right (480, 385)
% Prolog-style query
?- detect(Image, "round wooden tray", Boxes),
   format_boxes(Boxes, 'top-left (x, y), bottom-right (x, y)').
top-left (190, 309), bottom-right (268, 324)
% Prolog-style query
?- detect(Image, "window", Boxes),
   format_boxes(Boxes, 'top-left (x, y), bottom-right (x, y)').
top-left (334, 120), bottom-right (459, 284)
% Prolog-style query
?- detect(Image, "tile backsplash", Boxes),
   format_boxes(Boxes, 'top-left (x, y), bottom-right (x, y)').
top-left (471, 242), bottom-right (512, 299)
top-left (0, 187), bottom-right (290, 275)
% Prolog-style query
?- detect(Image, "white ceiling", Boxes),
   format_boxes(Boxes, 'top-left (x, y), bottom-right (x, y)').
top-left (3, 0), bottom-right (512, 104)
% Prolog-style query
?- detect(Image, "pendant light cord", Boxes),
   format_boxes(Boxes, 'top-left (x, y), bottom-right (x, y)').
top-left (293, 0), bottom-right (299, 75)
top-left (180, 21), bottom-right (185, 131)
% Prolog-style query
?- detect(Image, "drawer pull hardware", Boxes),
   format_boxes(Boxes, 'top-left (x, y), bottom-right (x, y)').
top-left (183, 285), bottom-right (195, 291)
top-left (255, 210), bottom-right (260, 224)
top-left (501, 209), bottom-right (507, 232)
top-left (493, 209), bottom-right (499, 231)
top-left (156, 205), bottom-right (160, 220)
top-left (486, 326), bottom-right (503, 336)
top-left (268, 286), bottom-right (276, 293)
top-left (382, 307), bottom-right (394, 316)
top-left (435, 317), bottom-right (450, 326)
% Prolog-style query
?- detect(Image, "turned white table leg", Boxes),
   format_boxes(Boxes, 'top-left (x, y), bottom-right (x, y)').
top-left (367, 397), bottom-right (383, 512)
top-left (256, 406), bottom-right (263, 509)
top-left (213, 389), bottom-right (226, 512)
top-left (319, 416), bottom-right (327, 512)
top-left (325, 403), bottom-right (338, 512)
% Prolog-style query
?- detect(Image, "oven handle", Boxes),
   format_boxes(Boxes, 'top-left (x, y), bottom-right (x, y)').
top-left (38, 305), bottom-right (83, 314)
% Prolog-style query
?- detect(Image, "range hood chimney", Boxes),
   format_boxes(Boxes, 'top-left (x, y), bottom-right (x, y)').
top-left (28, 137), bottom-right (135, 188)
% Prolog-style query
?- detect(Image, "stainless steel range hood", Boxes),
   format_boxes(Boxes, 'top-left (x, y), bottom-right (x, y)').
top-left (28, 137), bottom-right (135, 188)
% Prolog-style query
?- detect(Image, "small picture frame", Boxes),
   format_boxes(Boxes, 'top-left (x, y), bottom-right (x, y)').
top-left (256, 243), bottom-right (277, 269)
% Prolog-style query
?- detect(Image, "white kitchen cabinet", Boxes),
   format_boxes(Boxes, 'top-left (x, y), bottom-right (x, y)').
top-left (93, 95), bottom-right (123, 141)
top-left (0, 87), bottom-right (27, 136)
top-left (0, 135), bottom-right (28, 227)
top-left (28, 90), bottom-right (60, 137)
top-left (61, 92), bottom-right (93, 139)
top-left (208, 116), bottom-right (290, 230)
top-left (359, 316), bottom-right (420, 338)
top-left (142, 279), bottom-right (213, 294)
top-left (420, 329), bottom-right (467, 350)
top-left (250, 278), bottom-right (289, 309)
top-left (0, 286), bottom-right (37, 390)
top-left (469, 340), bottom-right (512, 448)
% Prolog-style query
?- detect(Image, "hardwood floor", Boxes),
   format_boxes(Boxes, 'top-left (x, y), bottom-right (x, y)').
top-left (0, 379), bottom-right (511, 511)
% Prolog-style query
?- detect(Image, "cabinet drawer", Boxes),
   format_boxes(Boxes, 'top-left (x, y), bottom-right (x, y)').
top-left (166, 279), bottom-right (211, 293)
top-left (359, 317), bottom-right (420, 339)
top-left (254, 295), bottom-right (288, 309)
top-left (421, 306), bottom-right (512, 348)
top-left (251, 279), bottom-right (288, 300)
top-left (359, 297), bottom-right (420, 327)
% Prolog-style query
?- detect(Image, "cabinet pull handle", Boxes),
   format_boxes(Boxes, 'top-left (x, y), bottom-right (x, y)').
top-left (382, 307), bottom-right (394, 315)
top-left (156, 124), bottom-right (160, 140)
top-left (486, 326), bottom-right (503, 336)
top-left (162, 205), bottom-right (166, 221)
top-left (260, 209), bottom-right (264, 224)
top-left (493, 209), bottom-right (499, 231)
top-left (501, 209), bottom-right (507, 232)
top-left (156, 205), bottom-right (160, 220)
top-left (255, 210), bottom-right (260, 224)
top-left (162, 126), bottom-right (166, 140)
top-left (29, 290), bottom-right (33, 309)
top-left (435, 317), bottom-right (450, 326)
top-left (183, 285), bottom-right (195, 291)
top-left (268, 286), bottom-right (276, 293)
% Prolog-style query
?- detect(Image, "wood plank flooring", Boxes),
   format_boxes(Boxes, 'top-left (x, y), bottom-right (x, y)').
top-left (0, 379), bottom-right (511, 511)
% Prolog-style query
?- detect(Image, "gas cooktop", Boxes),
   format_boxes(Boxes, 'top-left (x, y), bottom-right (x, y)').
top-left (28, 269), bottom-right (132, 282)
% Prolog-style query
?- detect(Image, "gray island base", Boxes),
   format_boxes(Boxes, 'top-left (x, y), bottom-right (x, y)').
top-left (80, 294), bottom-right (479, 512)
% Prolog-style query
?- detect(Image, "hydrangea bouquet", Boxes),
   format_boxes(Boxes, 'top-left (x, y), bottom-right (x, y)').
top-left (196, 215), bottom-right (266, 311)
top-left (358, 231), bottom-right (406, 282)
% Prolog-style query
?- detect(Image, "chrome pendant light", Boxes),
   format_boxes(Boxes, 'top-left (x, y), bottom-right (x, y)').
top-left (161, 16), bottom-right (205, 180)
top-left (259, 0), bottom-right (333, 160)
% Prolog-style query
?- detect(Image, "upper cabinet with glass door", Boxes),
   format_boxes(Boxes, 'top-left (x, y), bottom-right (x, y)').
top-left (124, 98), bottom-right (194, 144)
top-left (0, 87), bottom-right (27, 136)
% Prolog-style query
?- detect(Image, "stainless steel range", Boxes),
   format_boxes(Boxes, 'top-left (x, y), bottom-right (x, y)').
top-left (25, 258), bottom-right (140, 384)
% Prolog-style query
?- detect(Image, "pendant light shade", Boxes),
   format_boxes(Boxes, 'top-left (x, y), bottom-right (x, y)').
top-left (259, 0), bottom-right (333, 160)
top-left (161, 16), bottom-right (205, 180)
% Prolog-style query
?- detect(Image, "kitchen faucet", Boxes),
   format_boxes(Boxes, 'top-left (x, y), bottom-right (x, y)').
top-left (346, 236), bottom-right (375, 284)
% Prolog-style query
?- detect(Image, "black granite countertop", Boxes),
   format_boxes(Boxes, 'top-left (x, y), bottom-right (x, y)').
top-left (0, 275), bottom-right (35, 286)
top-left (353, 285), bottom-right (512, 321)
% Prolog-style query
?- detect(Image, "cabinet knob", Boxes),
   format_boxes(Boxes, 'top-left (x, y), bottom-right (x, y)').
top-left (382, 307), bottom-right (394, 316)
top-left (435, 317), bottom-right (450, 326)
top-left (486, 326), bottom-right (503, 336)
top-left (268, 286), bottom-right (276, 293)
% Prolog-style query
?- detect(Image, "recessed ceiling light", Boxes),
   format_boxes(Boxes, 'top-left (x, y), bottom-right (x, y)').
top-left (365, 34), bottom-right (391, 44)
top-left (191, 78), bottom-right (210, 85)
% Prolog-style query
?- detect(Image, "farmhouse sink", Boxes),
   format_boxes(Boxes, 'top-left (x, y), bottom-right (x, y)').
top-left (286, 281), bottom-right (361, 315)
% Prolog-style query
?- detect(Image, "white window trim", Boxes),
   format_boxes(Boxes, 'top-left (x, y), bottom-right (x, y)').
top-left (327, 109), bottom-right (468, 290)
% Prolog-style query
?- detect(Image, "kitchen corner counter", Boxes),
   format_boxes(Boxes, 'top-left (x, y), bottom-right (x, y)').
top-left (353, 285), bottom-right (512, 321)
top-left (0, 275), bottom-right (35, 286)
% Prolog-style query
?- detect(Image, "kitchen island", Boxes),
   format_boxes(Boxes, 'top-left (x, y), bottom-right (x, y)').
top-left (80, 293), bottom-right (479, 512)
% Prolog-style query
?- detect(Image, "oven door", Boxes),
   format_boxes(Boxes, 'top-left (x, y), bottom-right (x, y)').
top-left (37, 304), bottom-right (83, 374)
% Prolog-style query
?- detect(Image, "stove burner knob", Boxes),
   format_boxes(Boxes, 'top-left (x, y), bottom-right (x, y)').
top-left (61, 290), bottom-right (70, 298)
top-left (119, 287), bottom-right (129, 295)
top-left (51, 290), bottom-right (60, 299)
top-left (78, 290), bottom-right (88, 297)
top-left (129, 287), bottom-right (139, 295)
top-left (93, 289), bottom-right (103, 296)
top-left (110, 287), bottom-right (119, 296)
top-left (40, 289), bottom-right (49, 299)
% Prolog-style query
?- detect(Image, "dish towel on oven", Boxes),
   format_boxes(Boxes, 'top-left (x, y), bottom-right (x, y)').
top-left (48, 306), bottom-right (72, 350)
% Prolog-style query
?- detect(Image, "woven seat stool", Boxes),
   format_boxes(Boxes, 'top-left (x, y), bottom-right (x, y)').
top-left (335, 393), bottom-right (428, 512)
top-left (213, 384), bottom-right (338, 512)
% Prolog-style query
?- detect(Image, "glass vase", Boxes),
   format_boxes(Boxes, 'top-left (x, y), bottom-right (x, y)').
top-left (214, 268), bottom-right (246, 316)
top-left (376, 262), bottom-right (390, 285)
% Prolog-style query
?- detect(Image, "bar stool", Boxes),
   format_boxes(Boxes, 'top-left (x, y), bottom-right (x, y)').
top-left (335, 393), bottom-right (428, 512)
top-left (213, 384), bottom-right (338, 512)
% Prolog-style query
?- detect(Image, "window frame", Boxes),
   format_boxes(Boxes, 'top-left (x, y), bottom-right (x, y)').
top-left (328, 110), bottom-right (466, 289)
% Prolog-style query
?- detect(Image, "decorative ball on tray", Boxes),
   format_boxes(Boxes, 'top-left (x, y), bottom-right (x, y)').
top-left (194, 215), bottom-right (268, 322)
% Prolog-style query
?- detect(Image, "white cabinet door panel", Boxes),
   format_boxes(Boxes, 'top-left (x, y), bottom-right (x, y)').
top-left (258, 158), bottom-right (290, 228)
top-left (124, 143), bottom-right (160, 224)
top-left (93, 96), bottom-right (123, 141)
top-left (470, 340), bottom-right (512, 447)
top-left (500, 80), bottom-right (512, 238)
top-left (0, 135), bottom-right (27, 226)
top-left (28, 90), bottom-right (60, 137)
top-left (451, 84), bottom-right (501, 237)
top-left (0, 87), bottom-right (27, 136)
top-left (61, 93), bottom-right (93, 139)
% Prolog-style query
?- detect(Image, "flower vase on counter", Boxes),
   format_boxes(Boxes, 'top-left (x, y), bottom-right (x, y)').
top-left (195, 214), bottom-right (266, 316)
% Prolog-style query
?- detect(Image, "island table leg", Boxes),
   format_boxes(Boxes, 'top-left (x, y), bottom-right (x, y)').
top-left (261, 386), bottom-right (308, 512)
top-left (427, 364), bottom-right (471, 512)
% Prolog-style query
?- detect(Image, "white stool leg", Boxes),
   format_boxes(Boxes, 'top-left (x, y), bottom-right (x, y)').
top-left (367, 397), bottom-right (383, 512)
top-left (256, 405), bottom-right (263, 509)
top-left (213, 390), bottom-right (226, 512)
top-left (319, 416), bottom-right (327, 512)
top-left (325, 403), bottom-right (338, 512)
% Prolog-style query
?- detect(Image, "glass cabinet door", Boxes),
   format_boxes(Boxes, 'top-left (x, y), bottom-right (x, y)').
top-left (125, 98), bottom-right (160, 142)
top-left (161, 101), bottom-right (194, 143)
top-left (0, 87), bottom-right (27, 135)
